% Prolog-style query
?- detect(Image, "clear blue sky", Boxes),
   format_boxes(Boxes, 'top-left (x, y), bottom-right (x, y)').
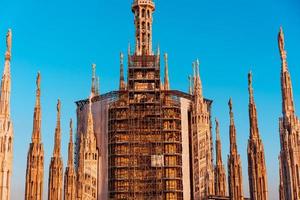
top-left (1, 0), bottom-right (300, 199)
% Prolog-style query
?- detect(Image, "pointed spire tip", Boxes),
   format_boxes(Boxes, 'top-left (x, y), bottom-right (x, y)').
top-left (36, 72), bottom-right (41, 89)
top-left (228, 98), bottom-right (233, 112)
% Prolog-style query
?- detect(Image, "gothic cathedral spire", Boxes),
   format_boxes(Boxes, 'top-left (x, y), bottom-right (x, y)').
top-left (247, 72), bottom-right (268, 200)
top-left (278, 27), bottom-right (295, 118)
top-left (191, 58), bottom-right (214, 199)
top-left (0, 29), bottom-right (12, 117)
top-left (64, 119), bottom-right (76, 200)
top-left (0, 29), bottom-right (13, 200)
top-left (227, 98), bottom-right (243, 200)
top-left (278, 27), bottom-right (300, 200)
top-left (77, 95), bottom-right (98, 199)
top-left (25, 72), bottom-right (44, 200)
top-left (48, 100), bottom-right (63, 200)
top-left (214, 118), bottom-right (227, 196)
top-left (132, 0), bottom-right (155, 55)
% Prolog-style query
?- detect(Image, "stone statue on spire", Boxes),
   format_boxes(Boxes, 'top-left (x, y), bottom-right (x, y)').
top-left (91, 64), bottom-right (96, 95)
top-left (278, 27), bottom-right (286, 60)
top-left (5, 30), bottom-right (12, 61)
top-left (248, 71), bottom-right (254, 103)
top-left (6, 30), bottom-right (12, 54)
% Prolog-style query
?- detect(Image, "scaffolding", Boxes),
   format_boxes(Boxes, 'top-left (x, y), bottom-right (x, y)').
top-left (107, 54), bottom-right (183, 200)
top-left (75, 88), bottom-right (213, 200)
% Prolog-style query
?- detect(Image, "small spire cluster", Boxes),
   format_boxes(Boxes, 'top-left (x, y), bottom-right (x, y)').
top-left (25, 64), bottom-right (100, 199)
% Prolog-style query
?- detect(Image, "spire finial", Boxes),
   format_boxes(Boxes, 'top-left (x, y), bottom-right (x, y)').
top-left (278, 27), bottom-right (288, 73)
top-left (157, 44), bottom-right (160, 56)
top-left (32, 72), bottom-right (42, 143)
top-left (68, 118), bottom-right (74, 166)
top-left (228, 97), bottom-right (238, 154)
top-left (57, 99), bottom-right (61, 114)
top-left (164, 52), bottom-right (168, 62)
top-left (248, 71), bottom-right (260, 139)
top-left (196, 59), bottom-right (200, 77)
top-left (279, 27), bottom-right (295, 117)
top-left (164, 53), bottom-right (170, 90)
top-left (120, 52), bottom-right (124, 65)
top-left (215, 118), bottom-right (220, 141)
top-left (5, 29), bottom-right (12, 61)
top-left (53, 99), bottom-right (61, 156)
top-left (248, 71), bottom-right (254, 103)
top-left (278, 27), bottom-right (285, 59)
top-left (229, 98), bottom-right (233, 112)
top-left (0, 29), bottom-right (12, 116)
top-left (69, 118), bottom-right (73, 141)
top-left (119, 52), bottom-right (125, 91)
top-left (91, 64), bottom-right (96, 94)
top-left (36, 72), bottom-right (41, 106)
top-left (229, 98), bottom-right (234, 124)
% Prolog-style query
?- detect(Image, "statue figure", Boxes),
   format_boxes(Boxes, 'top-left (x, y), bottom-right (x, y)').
top-left (57, 99), bottom-right (61, 113)
top-left (229, 98), bottom-right (233, 114)
top-left (164, 53), bottom-right (168, 62)
top-left (6, 29), bottom-right (12, 53)
top-left (278, 27), bottom-right (286, 59)
top-left (37, 72), bottom-right (41, 89)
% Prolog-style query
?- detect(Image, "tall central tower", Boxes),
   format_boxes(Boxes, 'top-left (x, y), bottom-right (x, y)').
top-left (132, 0), bottom-right (155, 55)
top-left (108, 0), bottom-right (184, 199)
